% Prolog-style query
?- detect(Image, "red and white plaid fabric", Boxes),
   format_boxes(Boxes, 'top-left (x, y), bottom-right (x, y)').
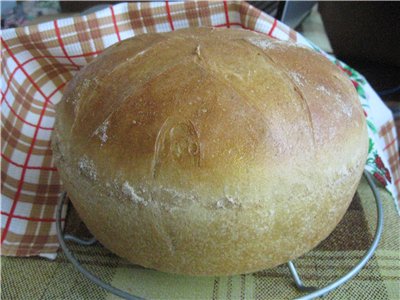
top-left (2, 1), bottom-right (399, 257)
top-left (380, 121), bottom-right (400, 192)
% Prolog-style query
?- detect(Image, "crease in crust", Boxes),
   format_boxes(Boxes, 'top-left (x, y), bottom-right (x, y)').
top-left (191, 59), bottom-right (261, 117)
top-left (242, 39), bottom-right (317, 150)
top-left (70, 35), bottom-right (171, 139)
top-left (71, 56), bottom-right (194, 149)
top-left (153, 204), bottom-right (176, 255)
top-left (107, 36), bottom-right (168, 76)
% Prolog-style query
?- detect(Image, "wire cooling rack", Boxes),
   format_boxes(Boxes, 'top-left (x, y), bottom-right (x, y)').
top-left (56, 171), bottom-right (383, 300)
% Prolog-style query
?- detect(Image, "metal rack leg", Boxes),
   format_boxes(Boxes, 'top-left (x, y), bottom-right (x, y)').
top-left (64, 234), bottom-right (97, 245)
top-left (287, 261), bottom-right (318, 293)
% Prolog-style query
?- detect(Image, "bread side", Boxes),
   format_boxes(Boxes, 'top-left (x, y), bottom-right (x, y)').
top-left (52, 28), bottom-right (368, 275)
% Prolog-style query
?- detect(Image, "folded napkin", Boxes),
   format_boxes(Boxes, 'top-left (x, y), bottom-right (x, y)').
top-left (1, 1), bottom-right (399, 258)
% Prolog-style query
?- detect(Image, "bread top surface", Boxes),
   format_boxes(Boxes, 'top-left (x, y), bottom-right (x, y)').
top-left (55, 27), bottom-right (367, 209)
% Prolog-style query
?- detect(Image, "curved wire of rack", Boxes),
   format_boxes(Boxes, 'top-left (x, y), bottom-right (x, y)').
top-left (56, 171), bottom-right (383, 300)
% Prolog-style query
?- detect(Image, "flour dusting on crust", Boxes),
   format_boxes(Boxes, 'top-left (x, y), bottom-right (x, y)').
top-left (122, 181), bottom-right (147, 205)
top-left (247, 37), bottom-right (308, 51)
top-left (94, 120), bottom-right (109, 145)
top-left (78, 155), bottom-right (97, 180)
top-left (216, 195), bottom-right (240, 209)
top-left (247, 37), bottom-right (275, 50)
top-left (288, 71), bottom-right (306, 87)
top-left (316, 85), bottom-right (331, 96)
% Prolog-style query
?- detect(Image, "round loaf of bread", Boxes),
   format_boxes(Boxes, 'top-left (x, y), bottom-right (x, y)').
top-left (52, 28), bottom-right (368, 276)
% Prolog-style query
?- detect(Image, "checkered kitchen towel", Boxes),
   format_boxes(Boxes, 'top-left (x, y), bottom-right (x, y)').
top-left (2, 1), bottom-right (399, 257)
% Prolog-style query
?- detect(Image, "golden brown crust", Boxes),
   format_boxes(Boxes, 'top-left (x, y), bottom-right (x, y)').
top-left (52, 28), bottom-right (368, 275)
